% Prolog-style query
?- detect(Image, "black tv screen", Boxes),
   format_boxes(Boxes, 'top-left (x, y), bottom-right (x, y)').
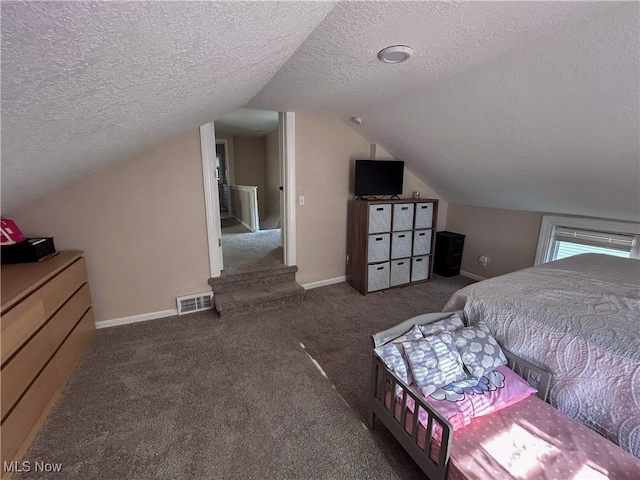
top-left (354, 160), bottom-right (404, 196)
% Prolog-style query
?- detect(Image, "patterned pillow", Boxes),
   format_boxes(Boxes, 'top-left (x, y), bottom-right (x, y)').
top-left (398, 366), bottom-right (537, 435)
top-left (452, 322), bottom-right (507, 379)
top-left (402, 332), bottom-right (467, 397)
top-left (374, 325), bottom-right (424, 384)
top-left (417, 312), bottom-right (465, 337)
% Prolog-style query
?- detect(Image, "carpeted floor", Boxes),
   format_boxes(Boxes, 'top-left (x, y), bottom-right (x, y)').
top-left (16, 275), bottom-right (474, 479)
top-left (221, 219), bottom-right (283, 274)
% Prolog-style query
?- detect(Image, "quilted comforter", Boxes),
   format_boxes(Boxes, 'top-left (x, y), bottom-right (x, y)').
top-left (443, 253), bottom-right (640, 458)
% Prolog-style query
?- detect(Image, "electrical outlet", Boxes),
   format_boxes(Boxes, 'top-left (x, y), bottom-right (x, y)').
top-left (478, 255), bottom-right (488, 267)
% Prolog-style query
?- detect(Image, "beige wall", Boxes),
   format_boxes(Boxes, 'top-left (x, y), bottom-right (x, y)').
top-left (233, 136), bottom-right (266, 220)
top-left (9, 130), bottom-right (211, 322)
top-left (371, 145), bottom-right (448, 231)
top-left (295, 114), bottom-right (447, 285)
top-left (263, 129), bottom-right (281, 229)
top-left (7, 115), bottom-right (450, 322)
top-left (446, 204), bottom-right (544, 278)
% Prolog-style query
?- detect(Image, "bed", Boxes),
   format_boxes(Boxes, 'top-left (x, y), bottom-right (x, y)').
top-left (369, 310), bottom-right (640, 479)
top-left (443, 253), bottom-right (640, 458)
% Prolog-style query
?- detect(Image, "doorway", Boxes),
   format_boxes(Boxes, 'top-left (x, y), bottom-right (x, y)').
top-left (201, 109), bottom-right (295, 278)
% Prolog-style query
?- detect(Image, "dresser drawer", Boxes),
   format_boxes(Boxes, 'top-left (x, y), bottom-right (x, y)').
top-left (1, 360), bottom-right (60, 467)
top-left (41, 258), bottom-right (87, 318)
top-left (435, 231), bottom-right (465, 253)
top-left (1, 292), bottom-right (46, 365)
top-left (1, 324), bottom-right (56, 420)
top-left (48, 283), bottom-right (92, 349)
top-left (55, 308), bottom-right (95, 388)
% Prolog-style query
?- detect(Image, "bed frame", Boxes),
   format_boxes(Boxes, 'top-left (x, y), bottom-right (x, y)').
top-left (369, 311), bottom-right (551, 480)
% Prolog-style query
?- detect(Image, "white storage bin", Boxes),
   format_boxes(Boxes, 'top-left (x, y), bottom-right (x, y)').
top-left (414, 203), bottom-right (434, 229)
top-left (368, 234), bottom-right (390, 263)
top-left (368, 204), bottom-right (391, 234)
top-left (411, 256), bottom-right (430, 282)
top-left (391, 231), bottom-right (412, 259)
top-left (368, 262), bottom-right (390, 292)
top-left (393, 203), bottom-right (414, 231)
top-left (390, 259), bottom-right (410, 286)
top-left (413, 230), bottom-right (432, 256)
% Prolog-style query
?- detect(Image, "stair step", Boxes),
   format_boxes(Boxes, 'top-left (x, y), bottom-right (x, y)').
top-left (214, 280), bottom-right (305, 318)
top-left (209, 265), bottom-right (298, 294)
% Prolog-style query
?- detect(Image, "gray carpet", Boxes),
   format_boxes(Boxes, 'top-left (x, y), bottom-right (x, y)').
top-left (17, 275), bottom-right (474, 479)
top-left (222, 220), bottom-right (283, 274)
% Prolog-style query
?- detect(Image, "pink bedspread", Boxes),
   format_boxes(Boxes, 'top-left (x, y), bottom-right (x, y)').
top-left (443, 254), bottom-right (640, 457)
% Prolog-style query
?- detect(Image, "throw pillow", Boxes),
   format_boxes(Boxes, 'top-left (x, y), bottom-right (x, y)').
top-left (402, 332), bottom-right (467, 397)
top-left (452, 322), bottom-right (507, 379)
top-left (374, 324), bottom-right (424, 384)
top-left (417, 312), bottom-right (465, 337)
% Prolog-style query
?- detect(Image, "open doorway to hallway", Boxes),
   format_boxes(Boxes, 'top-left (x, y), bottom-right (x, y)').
top-left (214, 108), bottom-right (283, 274)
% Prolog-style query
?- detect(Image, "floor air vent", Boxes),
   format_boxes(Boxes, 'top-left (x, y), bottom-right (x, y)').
top-left (176, 292), bottom-right (213, 315)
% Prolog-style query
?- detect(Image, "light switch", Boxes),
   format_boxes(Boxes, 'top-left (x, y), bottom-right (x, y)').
top-left (299, 195), bottom-right (305, 206)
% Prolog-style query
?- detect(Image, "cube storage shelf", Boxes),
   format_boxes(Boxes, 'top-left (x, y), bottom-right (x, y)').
top-left (348, 198), bottom-right (438, 294)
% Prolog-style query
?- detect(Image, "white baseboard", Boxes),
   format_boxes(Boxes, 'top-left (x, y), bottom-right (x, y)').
top-left (301, 276), bottom-right (347, 290)
top-left (95, 309), bottom-right (178, 329)
top-left (459, 270), bottom-right (486, 282)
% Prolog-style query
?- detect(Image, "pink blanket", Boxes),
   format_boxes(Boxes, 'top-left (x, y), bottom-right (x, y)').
top-left (385, 391), bottom-right (640, 479)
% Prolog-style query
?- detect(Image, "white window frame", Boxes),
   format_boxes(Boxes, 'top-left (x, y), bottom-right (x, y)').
top-left (534, 215), bottom-right (640, 265)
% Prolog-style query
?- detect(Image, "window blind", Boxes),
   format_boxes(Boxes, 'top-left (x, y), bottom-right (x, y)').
top-left (554, 227), bottom-right (635, 252)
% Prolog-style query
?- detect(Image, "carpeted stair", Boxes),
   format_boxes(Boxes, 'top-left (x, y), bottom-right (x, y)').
top-left (208, 265), bottom-right (304, 318)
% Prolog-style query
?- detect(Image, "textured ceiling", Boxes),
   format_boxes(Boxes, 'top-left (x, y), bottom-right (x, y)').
top-left (2, 1), bottom-right (639, 222)
top-left (1, 1), bottom-right (335, 213)
top-left (215, 108), bottom-right (279, 137)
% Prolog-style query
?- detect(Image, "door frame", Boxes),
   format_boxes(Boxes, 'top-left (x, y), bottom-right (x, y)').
top-left (200, 123), bottom-right (224, 277)
top-left (200, 112), bottom-right (296, 278)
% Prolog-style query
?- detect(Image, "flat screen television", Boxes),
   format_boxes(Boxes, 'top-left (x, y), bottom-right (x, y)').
top-left (354, 160), bottom-right (404, 197)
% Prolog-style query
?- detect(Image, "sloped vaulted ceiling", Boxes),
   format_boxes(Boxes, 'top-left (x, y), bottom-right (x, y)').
top-left (0, 1), bottom-right (336, 213)
top-left (2, 1), bottom-right (639, 221)
top-left (250, 1), bottom-right (639, 222)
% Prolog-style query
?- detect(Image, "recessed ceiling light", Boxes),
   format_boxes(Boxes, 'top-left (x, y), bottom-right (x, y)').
top-left (377, 45), bottom-right (413, 64)
top-left (253, 128), bottom-right (262, 132)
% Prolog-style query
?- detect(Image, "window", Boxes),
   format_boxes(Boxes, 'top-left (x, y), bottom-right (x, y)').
top-left (535, 216), bottom-right (640, 265)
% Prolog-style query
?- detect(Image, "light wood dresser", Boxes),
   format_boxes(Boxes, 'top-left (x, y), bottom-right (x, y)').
top-left (1, 251), bottom-right (95, 476)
